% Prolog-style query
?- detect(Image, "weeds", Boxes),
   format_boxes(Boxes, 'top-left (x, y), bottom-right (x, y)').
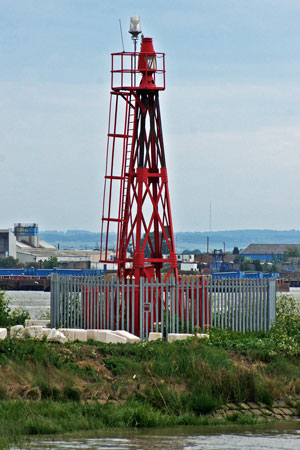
top-left (63, 386), bottom-right (81, 401)
top-left (208, 294), bottom-right (300, 360)
top-left (0, 337), bottom-right (63, 367)
top-left (0, 291), bottom-right (30, 327)
top-left (0, 385), bottom-right (7, 400)
top-left (39, 381), bottom-right (62, 401)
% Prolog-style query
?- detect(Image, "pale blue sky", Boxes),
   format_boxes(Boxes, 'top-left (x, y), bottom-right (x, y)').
top-left (1, 0), bottom-right (300, 231)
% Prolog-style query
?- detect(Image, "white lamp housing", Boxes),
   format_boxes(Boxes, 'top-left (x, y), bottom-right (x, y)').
top-left (129, 16), bottom-right (141, 37)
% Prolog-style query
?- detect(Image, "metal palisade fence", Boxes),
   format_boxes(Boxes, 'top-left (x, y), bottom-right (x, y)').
top-left (50, 274), bottom-right (276, 340)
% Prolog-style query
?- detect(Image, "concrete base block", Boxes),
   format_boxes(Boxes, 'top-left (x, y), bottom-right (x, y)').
top-left (25, 326), bottom-right (44, 339)
top-left (114, 330), bottom-right (140, 343)
top-left (10, 325), bottom-right (25, 338)
top-left (41, 328), bottom-right (52, 338)
top-left (58, 328), bottom-right (87, 342)
top-left (73, 329), bottom-right (87, 342)
top-left (196, 333), bottom-right (209, 339)
top-left (59, 328), bottom-right (75, 342)
top-left (25, 319), bottom-right (50, 327)
top-left (0, 328), bottom-right (7, 340)
top-left (167, 333), bottom-right (194, 343)
top-left (87, 329), bottom-right (126, 344)
top-left (47, 329), bottom-right (68, 344)
top-left (87, 329), bottom-right (108, 341)
top-left (149, 332), bottom-right (162, 341)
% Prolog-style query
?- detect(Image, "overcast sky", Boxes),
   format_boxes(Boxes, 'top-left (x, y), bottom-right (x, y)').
top-left (1, 0), bottom-right (300, 232)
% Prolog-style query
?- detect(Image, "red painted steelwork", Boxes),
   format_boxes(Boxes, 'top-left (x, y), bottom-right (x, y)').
top-left (100, 36), bottom-right (178, 285)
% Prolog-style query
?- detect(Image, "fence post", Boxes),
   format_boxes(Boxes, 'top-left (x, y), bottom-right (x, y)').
top-left (50, 274), bottom-right (55, 327)
top-left (171, 277), bottom-right (175, 333)
top-left (176, 278), bottom-right (179, 333)
top-left (132, 278), bottom-right (135, 335)
top-left (140, 277), bottom-right (144, 340)
top-left (161, 278), bottom-right (165, 338)
top-left (267, 279), bottom-right (276, 331)
top-left (166, 278), bottom-right (169, 336)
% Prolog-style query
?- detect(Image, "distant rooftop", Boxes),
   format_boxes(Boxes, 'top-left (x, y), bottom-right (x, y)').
top-left (241, 244), bottom-right (300, 255)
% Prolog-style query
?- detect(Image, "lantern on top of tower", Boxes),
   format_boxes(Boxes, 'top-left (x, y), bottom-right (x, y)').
top-left (138, 37), bottom-right (157, 88)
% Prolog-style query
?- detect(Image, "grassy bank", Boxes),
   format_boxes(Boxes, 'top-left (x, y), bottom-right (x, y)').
top-left (0, 339), bottom-right (288, 450)
top-left (0, 295), bottom-right (300, 448)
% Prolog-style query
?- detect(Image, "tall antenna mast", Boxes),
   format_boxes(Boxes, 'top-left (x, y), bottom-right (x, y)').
top-left (119, 19), bottom-right (125, 52)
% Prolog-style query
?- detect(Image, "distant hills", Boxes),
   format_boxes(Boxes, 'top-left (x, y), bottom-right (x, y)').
top-left (39, 229), bottom-right (300, 253)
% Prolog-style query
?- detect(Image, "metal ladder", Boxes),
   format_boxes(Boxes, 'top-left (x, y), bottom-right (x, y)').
top-left (121, 97), bottom-right (135, 224)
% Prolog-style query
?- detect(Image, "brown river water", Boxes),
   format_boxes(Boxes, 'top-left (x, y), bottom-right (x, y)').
top-left (11, 423), bottom-right (300, 450)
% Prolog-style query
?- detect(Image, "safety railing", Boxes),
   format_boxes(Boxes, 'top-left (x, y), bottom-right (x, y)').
top-left (111, 52), bottom-right (165, 91)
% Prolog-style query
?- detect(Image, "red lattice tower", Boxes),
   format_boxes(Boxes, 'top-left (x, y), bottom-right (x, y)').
top-left (100, 34), bottom-right (178, 284)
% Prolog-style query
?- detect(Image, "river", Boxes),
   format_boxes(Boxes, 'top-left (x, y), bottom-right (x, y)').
top-left (10, 423), bottom-right (300, 449)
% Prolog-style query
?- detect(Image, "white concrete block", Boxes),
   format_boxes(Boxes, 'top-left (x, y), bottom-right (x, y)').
top-left (10, 325), bottom-right (25, 339)
top-left (196, 333), bottom-right (209, 339)
top-left (59, 328), bottom-right (87, 342)
top-left (114, 330), bottom-right (140, 343)
top-left (104, 331), bottom-right (127, 344)
top-left (0, 328), bottom-right (7, 340)
top-left (87, 329), bottom-right (109, 341)
top-left (59, 328), bottom-right (75, 342)
top-left (73, 329), bottom-right (87, 342)
top-left (87, 329), bottom-right (102, 340)
top-left (25, 326), bottom-right (44, 339)
top-left (47, 329), bottom-right (68, 344)
top-left (41, 328), bottom-right (52, 338)
top-left (149, 332), bottom-right (162, 341)
top-left (25, 319), bottom-right (50, 327)
top-left (87, 329), bottom-right (126, 344)
top-left (167, 333), bottom-right (194, 343)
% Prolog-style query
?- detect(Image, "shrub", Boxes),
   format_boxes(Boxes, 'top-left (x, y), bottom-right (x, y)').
top-left (0, 291), bottom-right (30, 327)
top-left (39, 381), bottom-right (62, 401)
top-left (63, 386), bottom-right (81, 402)
top-left (273, 295), bottom-right (300, 337)
top-left (0, 385), bottom-right (7, 400)
top-left (270, 295), bottom-right (300, 357)
top-left (187, 391), bottom-right (220, 415)
top-left (208, 294), bottom-right (300, 359)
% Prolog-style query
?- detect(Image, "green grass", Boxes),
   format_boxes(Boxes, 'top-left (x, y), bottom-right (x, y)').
top-left (90, 338), bottom-right (278, 406)
top-left (0, 337), bottom-right (285, 449)
top-left (0, 399), bottom-right (264, 449)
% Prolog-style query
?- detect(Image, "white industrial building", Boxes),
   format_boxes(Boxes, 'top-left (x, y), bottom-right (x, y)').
top-left (0, 229), bottom-right (17, 259)
top-left (179, 262), bottom-right (199, 272)
top-left (0, 223), bottom-right (117, 270)
top-left (177, 254), bottom-right (195, 263)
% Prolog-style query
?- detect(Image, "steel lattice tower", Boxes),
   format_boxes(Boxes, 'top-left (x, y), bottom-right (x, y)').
top-left (100, 32), bottom-right (178, 284)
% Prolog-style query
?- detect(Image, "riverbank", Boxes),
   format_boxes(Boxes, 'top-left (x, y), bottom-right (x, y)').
top-left (1, 294), bottom-right (300, 448)
top-left (1, 333), bottom-right (300, 448)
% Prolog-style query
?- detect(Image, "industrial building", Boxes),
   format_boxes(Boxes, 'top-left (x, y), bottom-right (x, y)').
top-left (176, 254), bottom-right (198, 271)
top-left (0, 223), bottom-right (116, 270)
top-left (241, 244), bottom-right (300, 261)
top-left (0, 229), bottom-right (17, 258)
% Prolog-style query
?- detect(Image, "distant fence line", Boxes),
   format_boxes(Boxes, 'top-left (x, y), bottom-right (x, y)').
top-left (50, 275), bottom-right (276, 340)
